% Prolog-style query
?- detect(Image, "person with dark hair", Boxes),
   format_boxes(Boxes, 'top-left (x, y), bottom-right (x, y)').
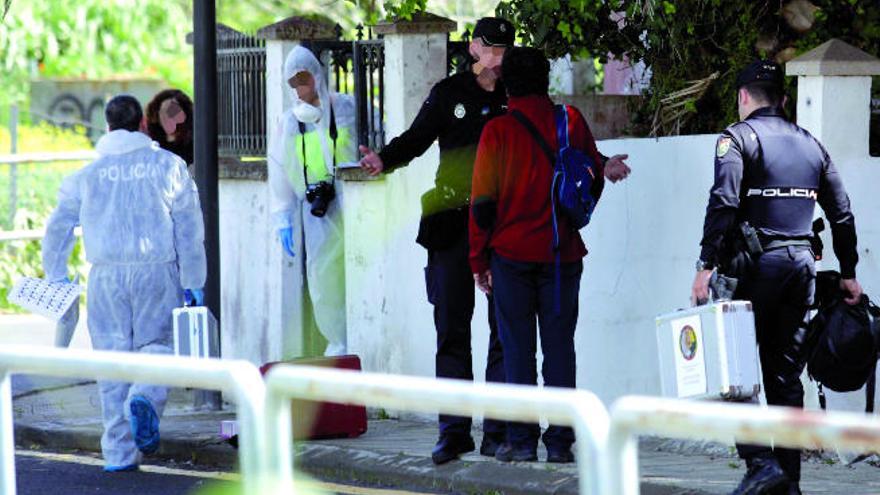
top-left (691, 60), bottom-right (862, 495)
top-left (145, 89), bottom-right (194, 166)
top-left (104, 94), bottom-right (143, 132)
top-left (42, 94), bottom-right (206, 472)
top-left (469, 46), bottom-right (631, 463)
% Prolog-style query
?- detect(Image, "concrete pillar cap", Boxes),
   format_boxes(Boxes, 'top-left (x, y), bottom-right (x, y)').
top-left (373, 12), bottom-right (457, 36)
top-left (786, 39), bottom-right (880, 76)
top-left (257, 16), bottom-right (337, 41)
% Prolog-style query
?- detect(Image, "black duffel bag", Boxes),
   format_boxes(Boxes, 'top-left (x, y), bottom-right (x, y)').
top-left (806, 271), bottom-right (880, 393)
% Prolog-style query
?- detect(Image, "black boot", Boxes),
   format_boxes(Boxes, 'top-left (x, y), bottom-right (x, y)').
top-left (730, 457), bottom-right (788, 495)
top-left (479, 432), bottom-right (504, 457)
top-left (431, 434), bottom-right (475, 465)
top-left (494, 442), bottom-right (537, 462)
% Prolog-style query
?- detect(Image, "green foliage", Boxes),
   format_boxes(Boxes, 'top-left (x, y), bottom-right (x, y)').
top-left (383, 0), bottom-right (427, 21)
top-left (0, 123), bottom-right (91, 312)
top-left (219, 0), bottom-right (364, 33)
top-left (492, 0), bottom-right (880, 135)
top-left (0, 0), bottom-right (194, 110)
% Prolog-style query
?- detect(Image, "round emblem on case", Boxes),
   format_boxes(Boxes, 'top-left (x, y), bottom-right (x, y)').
top-left (454, 103), bottom-right (466, 119)
top-left (679, 325), bottom-right (698, 361)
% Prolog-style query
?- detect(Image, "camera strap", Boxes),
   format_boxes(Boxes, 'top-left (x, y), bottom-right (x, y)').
top-left (298, 99), bottom-right (338, 190)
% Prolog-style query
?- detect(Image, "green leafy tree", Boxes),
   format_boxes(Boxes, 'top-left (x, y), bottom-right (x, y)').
top-left (493, 0), bottom-right (880, 135)
top-left (489, 0), bottom-right (880, 135)
top-left (0, 0), bottom-right (194, 113)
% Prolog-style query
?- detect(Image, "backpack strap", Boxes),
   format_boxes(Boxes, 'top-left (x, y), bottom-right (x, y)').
top-left (510, 110), bottom-right (556, 167)
top-left (555, 105), bottom-right (570, 149)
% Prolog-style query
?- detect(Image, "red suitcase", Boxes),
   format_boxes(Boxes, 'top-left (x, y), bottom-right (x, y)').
top-left (260, 354), bottom-right (368, 440)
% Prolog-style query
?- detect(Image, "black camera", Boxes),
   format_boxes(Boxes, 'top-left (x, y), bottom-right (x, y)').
top-left (305, 181), bottom-right (336, 217)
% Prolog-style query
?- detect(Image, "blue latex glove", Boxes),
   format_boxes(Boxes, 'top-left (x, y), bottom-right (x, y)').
top-left (279, 227), bottom-right (295, 258)
top-left (184, 288), bottom-right (205, 306)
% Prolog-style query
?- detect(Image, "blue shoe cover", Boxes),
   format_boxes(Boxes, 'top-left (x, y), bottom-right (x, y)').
top-left (104, 463), bottom-right (138, 472)
top-left (130, 395), bottom-right (160, 454)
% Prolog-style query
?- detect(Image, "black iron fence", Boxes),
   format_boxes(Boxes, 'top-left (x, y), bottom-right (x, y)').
top-left (216, 26), bottom-right (473, 157)
top-left (447, 29), bottom-right (472, 76)
top-left (217, 30), bottom-right (266, 157)
top-left (353, 39), bottom-right (385, 152)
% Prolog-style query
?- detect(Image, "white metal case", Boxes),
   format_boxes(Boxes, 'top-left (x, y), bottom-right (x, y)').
top-left (655, 300), bottom-right (761, 400)
top-left (172, 306), bottom-right (219, 358)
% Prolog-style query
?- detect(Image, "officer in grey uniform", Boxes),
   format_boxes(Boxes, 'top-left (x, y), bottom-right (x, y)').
top-left (691, 60), bottom-right (863, 495)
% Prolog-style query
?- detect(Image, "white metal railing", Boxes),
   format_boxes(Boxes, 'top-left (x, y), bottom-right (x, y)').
top-left (263, 365), bottom-right (611, 495)
top-left (0, 346), bottom-right (267, 495)
top-left (607, 395), bottom-right (880, 495)
top-left (0, 151), bottom-right (97, 165)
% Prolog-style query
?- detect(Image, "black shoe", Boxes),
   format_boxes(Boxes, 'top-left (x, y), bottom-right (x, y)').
top-left (495, 443), bottom-right (537, 462)
top-left (431, 435), bottom-right (475, 465)
top-left (546, 447), bottom-right (575, 463)
top-left (780, 482), bottom-right (801, 495)
top-left (730, 457), bottom-right (789, 495)
top-left (480, 433), bottom-right (504, 457)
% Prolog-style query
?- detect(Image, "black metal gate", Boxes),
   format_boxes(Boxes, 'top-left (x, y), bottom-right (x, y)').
top-left (216, 25), bottom-right (473, 158)
top-left (217, 30), bottom-right (266, 157)
top-left (353, 39), bottom-right (385, 152)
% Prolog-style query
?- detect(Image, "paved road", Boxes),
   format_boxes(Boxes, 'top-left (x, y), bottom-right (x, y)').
top-left (14, 449), bottom-right (441, 495)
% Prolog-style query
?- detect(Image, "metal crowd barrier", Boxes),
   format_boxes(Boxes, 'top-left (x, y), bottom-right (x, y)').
top-left (7, 346), bottom-right (880, 495)
top-left (607, 395), bottom-right (880, 495)
top-left (263, 365), bottom-right (611, 495)
top-left (0, 346), bottom-right (266, 495)
top-left (0, 151), bottom-right (97, 165)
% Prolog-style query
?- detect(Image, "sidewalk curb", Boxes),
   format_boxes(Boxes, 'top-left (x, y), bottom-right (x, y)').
top-left (14, 420), bottom-right (710, 495)
top-left (14, 421), bottom-right (238, 468)
top-left (296, 442), bottom-right (711, 495)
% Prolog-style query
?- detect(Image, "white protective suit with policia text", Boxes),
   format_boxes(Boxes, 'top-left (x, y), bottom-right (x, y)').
top-left (41, 129), bottom-right (206, 469)
top-left (268, 45), bottom-right (353, 357)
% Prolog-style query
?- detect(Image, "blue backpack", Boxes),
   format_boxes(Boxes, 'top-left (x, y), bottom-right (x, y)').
top-left (511, 105), bottom-right (597, 250)
top-left (511, 105), bottom-right (598, 312)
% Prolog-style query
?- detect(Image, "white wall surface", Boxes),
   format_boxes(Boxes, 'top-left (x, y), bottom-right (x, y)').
top-left (218, 33), bottom-right (880, 412)
top-left (342, 131), bottom-right (880, 406)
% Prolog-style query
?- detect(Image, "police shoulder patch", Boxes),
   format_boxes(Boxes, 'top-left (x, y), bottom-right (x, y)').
top-left (716, 137), bottom-right (731, 158)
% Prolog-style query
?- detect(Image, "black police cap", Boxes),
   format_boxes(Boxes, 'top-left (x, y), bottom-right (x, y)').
top-left (735, 60), bottom-right (784, 89)
top-left (472, 17), bottom-right (515, 47)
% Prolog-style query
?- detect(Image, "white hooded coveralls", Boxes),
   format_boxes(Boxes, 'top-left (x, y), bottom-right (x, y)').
top-left (42, 130), bottom-right (206, 467)
top-left (268, 45), bottom-right (353, 356)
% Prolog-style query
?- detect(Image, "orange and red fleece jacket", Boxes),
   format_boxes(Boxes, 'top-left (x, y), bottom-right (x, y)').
top-left (469, 94), bottom-right (606, 274)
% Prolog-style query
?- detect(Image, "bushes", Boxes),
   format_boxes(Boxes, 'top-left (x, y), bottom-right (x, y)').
top-left (0, 122), bottom-right (91, 312)
top-left (493, 0), bottom-right (880, 136)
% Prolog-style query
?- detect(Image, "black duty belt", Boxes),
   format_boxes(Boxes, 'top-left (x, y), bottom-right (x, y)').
top-left (762, 239), bottom-right (812, 251)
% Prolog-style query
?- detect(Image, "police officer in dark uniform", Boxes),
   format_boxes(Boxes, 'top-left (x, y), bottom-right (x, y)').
top-left (358, 17), bottom-right (515, 465)
top-left (691, 60), bottom-right (863, 495)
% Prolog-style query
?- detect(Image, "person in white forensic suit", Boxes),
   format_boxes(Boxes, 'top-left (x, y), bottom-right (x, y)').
top-left (267, 45), bottom-right (353, 357)
top-left (41, 95), bottom-right (206, 472)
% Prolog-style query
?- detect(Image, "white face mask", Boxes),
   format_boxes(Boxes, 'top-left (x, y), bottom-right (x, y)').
top-left (293, 101), bottom-right (322, 124)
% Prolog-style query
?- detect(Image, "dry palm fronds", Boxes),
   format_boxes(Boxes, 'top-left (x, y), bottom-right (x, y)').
top-left (650, 71), bottom-right (720, 137)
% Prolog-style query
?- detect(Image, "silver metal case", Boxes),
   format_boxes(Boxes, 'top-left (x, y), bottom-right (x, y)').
top-left (655, 301), bottom-right (761, 400)
top-left (172, 306), bottom-right (219, 358)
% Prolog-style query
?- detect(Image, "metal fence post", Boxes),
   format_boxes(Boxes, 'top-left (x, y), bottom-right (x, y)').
top-left (0, 371), bottom-right (14, 495)
top-left (569, 393), bottom-right (611, 495)
top-left (263, 388), bottom-right (295, 493)
top-left (224, 362), bottom-right (269, 494)
top-left (606, 420), bottom-right (640, 495)
top-left (8, 104), bottom-right (18, 229)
